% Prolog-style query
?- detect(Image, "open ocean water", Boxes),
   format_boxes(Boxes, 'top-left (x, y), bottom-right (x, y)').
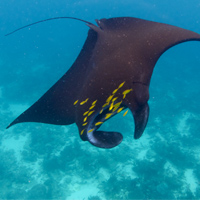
top-left (0, 0), bottom-right (200, 199)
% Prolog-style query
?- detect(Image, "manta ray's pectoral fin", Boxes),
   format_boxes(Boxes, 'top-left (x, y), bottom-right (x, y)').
top-left (132, 103), bottom-right (149, 139)
top-left (87, 131), bottom-right (123, 149)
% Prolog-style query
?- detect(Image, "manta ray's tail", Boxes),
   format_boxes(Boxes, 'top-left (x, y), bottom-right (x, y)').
top-left (5, 17), bottom-right (97, 36)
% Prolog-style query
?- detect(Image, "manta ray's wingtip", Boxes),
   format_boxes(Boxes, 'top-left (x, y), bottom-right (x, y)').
top-left (6, 121), bottom-right (16, 129)
top-left (6, 123), bottom-right (12, 129)
top-left (6, 125), bottom-right (10, 129)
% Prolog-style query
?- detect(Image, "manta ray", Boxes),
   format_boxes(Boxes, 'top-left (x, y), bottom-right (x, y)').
top-left (6, 17), bottom-right (200, 148)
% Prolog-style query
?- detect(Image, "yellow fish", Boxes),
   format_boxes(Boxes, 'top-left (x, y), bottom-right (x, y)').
top-left (95, 122), bottom-right (103, 126)
top-left (105, 113), bottom-right (113, 119)
top-left (83, 116), bottom-right (87, 122)
top-left (112, 97), bottom-right (118, 102)
top-left (112, 88), bottom-right (118, 94)
top-left (99, 109), bottom-right (104, 114)
top-left (123, 89), bottom-right (133, 95)
top-left (82, 122), bottom-right (88, 126)
top-left (80, 98), bottom-right (89, 105)
top-left (89, 104), bottom-right (95, 110)
top-left (123, 89), bottom-right (132, 94)
top-left (74, 100), bottom-right (78, 105)
top-left (117, 107), bottom-right (124, 113)
top-left (123, 110), bottom-right (128, 117)
top-left (88, 129), bottom-right (94, 133)
top-left (80, 129), bottom-right (85, 135)
top-left (122, 89), bottom-right (132, 99)
top-left (113, 101), bottom-right (122, 108)
top-left (112, 101), bottom-right (122, 112)
top-left (88, 110), bottom-right (95, 116)
top-left (83, 111), bottom-right (89, 116)
top-left (118, 81), bottom-right (125, 88)
top-left (106, 95), bottom-right (114, 103)
top-left (102, 102), bottom-right (109, 108)
top-left (112, 106), bottom-right (119, 112)
top-left (109, 102), bottom-right (114, 111)
top-left (92, 100), bottom-right (97, 105)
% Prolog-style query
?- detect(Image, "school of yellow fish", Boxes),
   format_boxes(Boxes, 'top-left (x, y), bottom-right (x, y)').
top-left (73, 81), bottom-right (132, 135)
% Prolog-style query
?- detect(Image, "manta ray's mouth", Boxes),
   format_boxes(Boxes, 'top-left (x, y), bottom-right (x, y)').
top-left (85, 105), bottom-right (125, 148)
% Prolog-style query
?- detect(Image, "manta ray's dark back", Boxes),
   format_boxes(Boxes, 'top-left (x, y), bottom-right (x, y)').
top-left (7, 17), bottom-right (200, 148)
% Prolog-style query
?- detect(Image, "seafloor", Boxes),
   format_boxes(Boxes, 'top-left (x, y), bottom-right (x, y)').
top-left (0, 33), bottom-right (200, 200)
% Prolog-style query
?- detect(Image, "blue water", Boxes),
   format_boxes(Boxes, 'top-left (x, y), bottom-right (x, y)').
top-left (0, 0), bottom-right (200, 199)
